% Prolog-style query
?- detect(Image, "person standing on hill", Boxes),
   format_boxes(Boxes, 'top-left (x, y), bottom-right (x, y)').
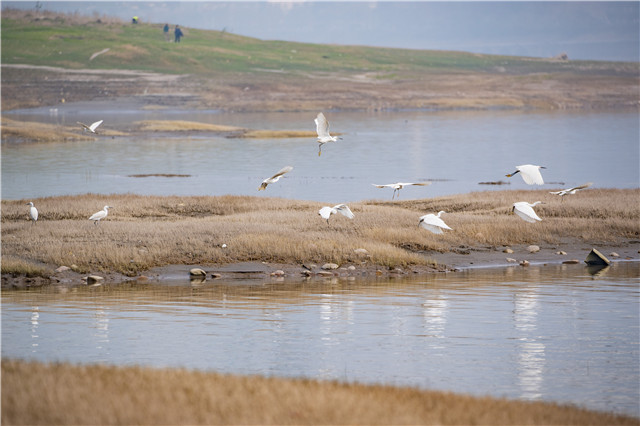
top-left (163, 23), bottom-right (170, 41)
top-left (174, 25), bottom-right (183, 43)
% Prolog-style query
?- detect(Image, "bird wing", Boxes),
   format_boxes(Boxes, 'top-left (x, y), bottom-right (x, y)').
top-left (372, 184), bottom-right (393, 188)
top-left (568, 182), bottom-right (592, 192)
top-left (419, 214), bottom-right (452, 232)
top-left (549, 190), bottom-right (566, 196)
top-left (315, 113), bottom-right (330, 138)
top-left (270, 166), bottom-right (293, 179)
top-left (318, 206), bottom-right (333, 220)
top-left (400, 182), bottom-right (431, 187)
top-left (77, 122), bottom-right (91, 131)
top-left (518, 165), bottom-right (544, 185)
top-left (30, 207), bottom-right (38, 221)
top-left (419, 222), bottom-right (444, 234)
top-left (89, 120), bottom-right (104, 132)
top-left (333, 204), bottom-right (354, 219)
top-left (513, 204), bottom-right (541, 223)
top-left (89, 211), bottom-right (106, 221)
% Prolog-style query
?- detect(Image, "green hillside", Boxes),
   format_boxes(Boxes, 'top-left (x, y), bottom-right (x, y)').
top-left (3, 9), bottom-right (635, 78)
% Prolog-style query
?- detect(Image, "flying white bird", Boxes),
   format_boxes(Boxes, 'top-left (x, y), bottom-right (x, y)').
top-left (77, 120), bottom-right (104, 133)
top-left (418, 211), bottom-right (452, 234)
top-left (372, 182), bottom-right (431, 200)
top-left (26, 202), bottom-right (38, 224)
top-left (89, 205), bottom-right (112, 225)
top-left (505, 164), bottom-right (546, 185)
top-left (258, 166), bottom-right (293, 191)
top-left (314, 112), bottom-right (340, 156)
top-left (318, 204), bottom-right (354, 224)
top-left (512, 201), bottom-right (543, 223)
top-left (549, 182), bottom-right (592, 200)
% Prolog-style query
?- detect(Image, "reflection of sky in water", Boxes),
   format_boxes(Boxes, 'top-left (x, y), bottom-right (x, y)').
top-left (2, 262), bottom-right (639, 417)
top-left (2, 108), bottom-right (638, 202)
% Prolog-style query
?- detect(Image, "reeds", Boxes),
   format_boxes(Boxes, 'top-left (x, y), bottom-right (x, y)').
top-left (1, 189), bottom-right (638, 276)
top-left (2, 359), bottom-right (637, 425)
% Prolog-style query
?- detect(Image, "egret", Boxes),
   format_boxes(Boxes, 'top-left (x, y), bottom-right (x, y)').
top-left (318, 204), bottom-right (354, 224)
top-left (372, 182), bottom-right (431, 200)
top-left (258, 166), bottom-right (293, 191)
top-left (315, 112), bottom-right (340, 156)
top-left (89, 205), bottom-right (112, 225)
top-left (512, 201), bottom-right (543, 223)
top-left (26, 202), bottom-right (38, 225)
top-left (77, 119), bottom-right (104, 133)
top-left (505, 164), bottom-right (546, 185)
top-left (550, 182), bottom-right (592, 200)
top-left (418, 211), bottom-right (452, 234)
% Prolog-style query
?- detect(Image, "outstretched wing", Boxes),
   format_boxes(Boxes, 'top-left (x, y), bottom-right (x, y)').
top-left (318, 206), bottom-right (333, 220)
top-left (77, 122), bottom-right (91, 131)
top-left (513, 204), bottom-right (541, 223)
top-left (89, 120), bottom-right (104, 132)
top-left (270, 166), bottom-right (293, 179)
top-left (406, 182), bottom-right (431, 187)
top-left (315, 112), bottom-right (330, 138)
top-left (333, 204), bottom-right (354, 219)
top-left (372, 184), bottom-right (393, 189)
top-left (568, 182), bottom-right (592, 192)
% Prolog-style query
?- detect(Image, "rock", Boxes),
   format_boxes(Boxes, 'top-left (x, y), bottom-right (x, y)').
top-left (519, 260), bottom-right (530, 267)
top-left (221, 244), bottom-right (227, 249)
top-left (322, 263), bottom-right (339, 270)
top-left (86, 275), bottom-right (104, 284)
top-left (347, 265), bottom-right (356, 271)
top-left (317, 271), bottom-right (334, 277)
top-left (375, 270), bottom-right (383, 276)
top-left (136, 275), bottom-right (149, 282)
top-left (271, 270), bottom-right (285, 277)
top-left (527, 245), bottom-right (540, 253)
top-left (55, 266), bottom-right (70, 273)
top-left (301, 270), bottom-right (312, 277)
top-left (585, 248), bottom-right (611, 266)
top-left (555, 251), bottom-right (567, 255)
top-left (70, 264), bottom-right (79, 272)
top-left (610, 252), bottom-right (620, 258)
top-left (211, 273), bottom-right (222, 279)
top-left (503, 248), bottom-right (514, 254)
top-left (563, 259), bottom-right (580, 264)
top-left (189, 268), bottom-right (206, 277)
top-left (506, 258), bottom-right (517, 263)
top-left (354, 248), bottom-right (369, 255)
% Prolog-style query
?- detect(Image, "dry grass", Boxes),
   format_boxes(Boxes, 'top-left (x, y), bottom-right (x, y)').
top-left (1, 189), bottom-right (638, 276)
top-left (1, 117), bottom-right (127, 142)
top-left (2, 359), bottom-right (637, 426)
top-left (135, 119), bottom-right (316, 138)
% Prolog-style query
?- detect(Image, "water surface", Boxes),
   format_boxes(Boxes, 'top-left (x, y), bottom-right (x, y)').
top-left (2, 262), bottom-right (638, 417)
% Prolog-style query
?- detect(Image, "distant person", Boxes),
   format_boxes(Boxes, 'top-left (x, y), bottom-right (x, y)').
top-left (163, 23), bottom-right (170, 41)
top-left (174, 25), bottom-right (183, 43)
top-left (132, 16), bottom-right (139, 24)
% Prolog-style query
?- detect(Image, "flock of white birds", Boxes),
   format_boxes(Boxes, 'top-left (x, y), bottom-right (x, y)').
top-left (23, 113), bottom-right (592, 233)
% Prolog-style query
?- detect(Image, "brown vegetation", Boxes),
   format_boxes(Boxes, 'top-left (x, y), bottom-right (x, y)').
top-left (1, 117), bottom-right (127, 143)
top-left (1, 189), bottom-right (638, 278)
top-left (2, 359), bottom-right (637, 426)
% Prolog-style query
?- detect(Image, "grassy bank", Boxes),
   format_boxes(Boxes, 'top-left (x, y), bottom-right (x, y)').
top-left (2, 189), bottom-right (638, 277)
top-left (2, 359), bottom-right (637, 425)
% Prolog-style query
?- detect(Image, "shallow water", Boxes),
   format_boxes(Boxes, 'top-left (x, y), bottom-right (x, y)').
top-left (2, 262), bottom-right (639, 417)
top-left (2, 107), bottom-right (638, 201)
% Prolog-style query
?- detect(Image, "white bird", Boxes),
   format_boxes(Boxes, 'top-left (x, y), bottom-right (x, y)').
top-left (505, 164), bottom-right (546, 185)
top-left (26, 202), bottom-right (38, 225)
top-left (512, 201), bottom-right (543, 223)
top-left (549, 182), bottom-right (592, 200)
top-left (89, 205), bottom-right (112, 225)
top-left (418, 211), bottom-right (452, 234)
top-left (77, 119), bottom-right (104, 133)
top-left (258, 166), bottom-right (293, 191)
top-left (318, 204), bottom-right (354, 224)
top-left (372, 182), bottom-right (431, 200)
top-left (315, 112), bottom-right (340, 156)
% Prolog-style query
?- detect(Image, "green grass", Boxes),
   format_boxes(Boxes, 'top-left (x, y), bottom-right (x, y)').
top-left (2, 8), bottom-right (636, 78)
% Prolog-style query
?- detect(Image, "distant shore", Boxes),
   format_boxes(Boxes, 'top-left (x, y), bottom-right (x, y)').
top-left (2, 189), bottom-right (638, 289)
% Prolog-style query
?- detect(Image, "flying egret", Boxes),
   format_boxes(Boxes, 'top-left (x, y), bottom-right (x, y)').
top-left (77, 120), bottom-right (104, 133)
top-left (549, 182), bottom-right (592, 200)
top-left (26, 202), bottom-right (38, 225)
top-left (372, 182), bottom-right (432, 200)
top-left (315, 112), bottom-right (340, 156)
top-left (258, 166), bottom-right (293, 191)
top-left (318, 204), bottom-right (354, 224)
top-left (512, 201), bottom-right (543, 223)
top-left (418, 211), bottom-right (452, 234)
top-left (505, 164), bottom-right (546, 185)
top-left (89, 205), bottom-right (112, 225)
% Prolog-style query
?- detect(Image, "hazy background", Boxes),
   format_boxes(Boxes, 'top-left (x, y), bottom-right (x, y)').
top-left (4, 1), bottom-right (639, 62)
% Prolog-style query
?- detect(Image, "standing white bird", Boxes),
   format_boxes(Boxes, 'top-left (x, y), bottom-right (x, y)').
top-left (372, 182), bottom-right (432, 200)
top-left (505, 164), bottom-right (546, 185)
top-left (512, 201), bottom-right (543, 223)
top-left (418, 211), bottom-right (452, 234)
top-left (258, 166), bottom-right (293, 191)
top-left (318, 204), bottom-right (354, 224)
top-left (77, 119), bottom-right (104, 133)
top-left (549, 182), bottom-right (592, 200)
top-left (89, 205), bottom-right (112, 225)
top-left (314, 112), bottom-right (340, 156)
top-left (26, 202), bottom-right (38, 225)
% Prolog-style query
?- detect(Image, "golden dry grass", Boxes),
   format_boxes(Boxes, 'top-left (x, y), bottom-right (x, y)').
top-left (2, 359), bottom-right (637, 426)
top-left (1, 117), bottom-right (127, 142)
top-left (135, 119), bottom-right (316, 138)
top-left (1, 189), bottom-right (638, 276)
